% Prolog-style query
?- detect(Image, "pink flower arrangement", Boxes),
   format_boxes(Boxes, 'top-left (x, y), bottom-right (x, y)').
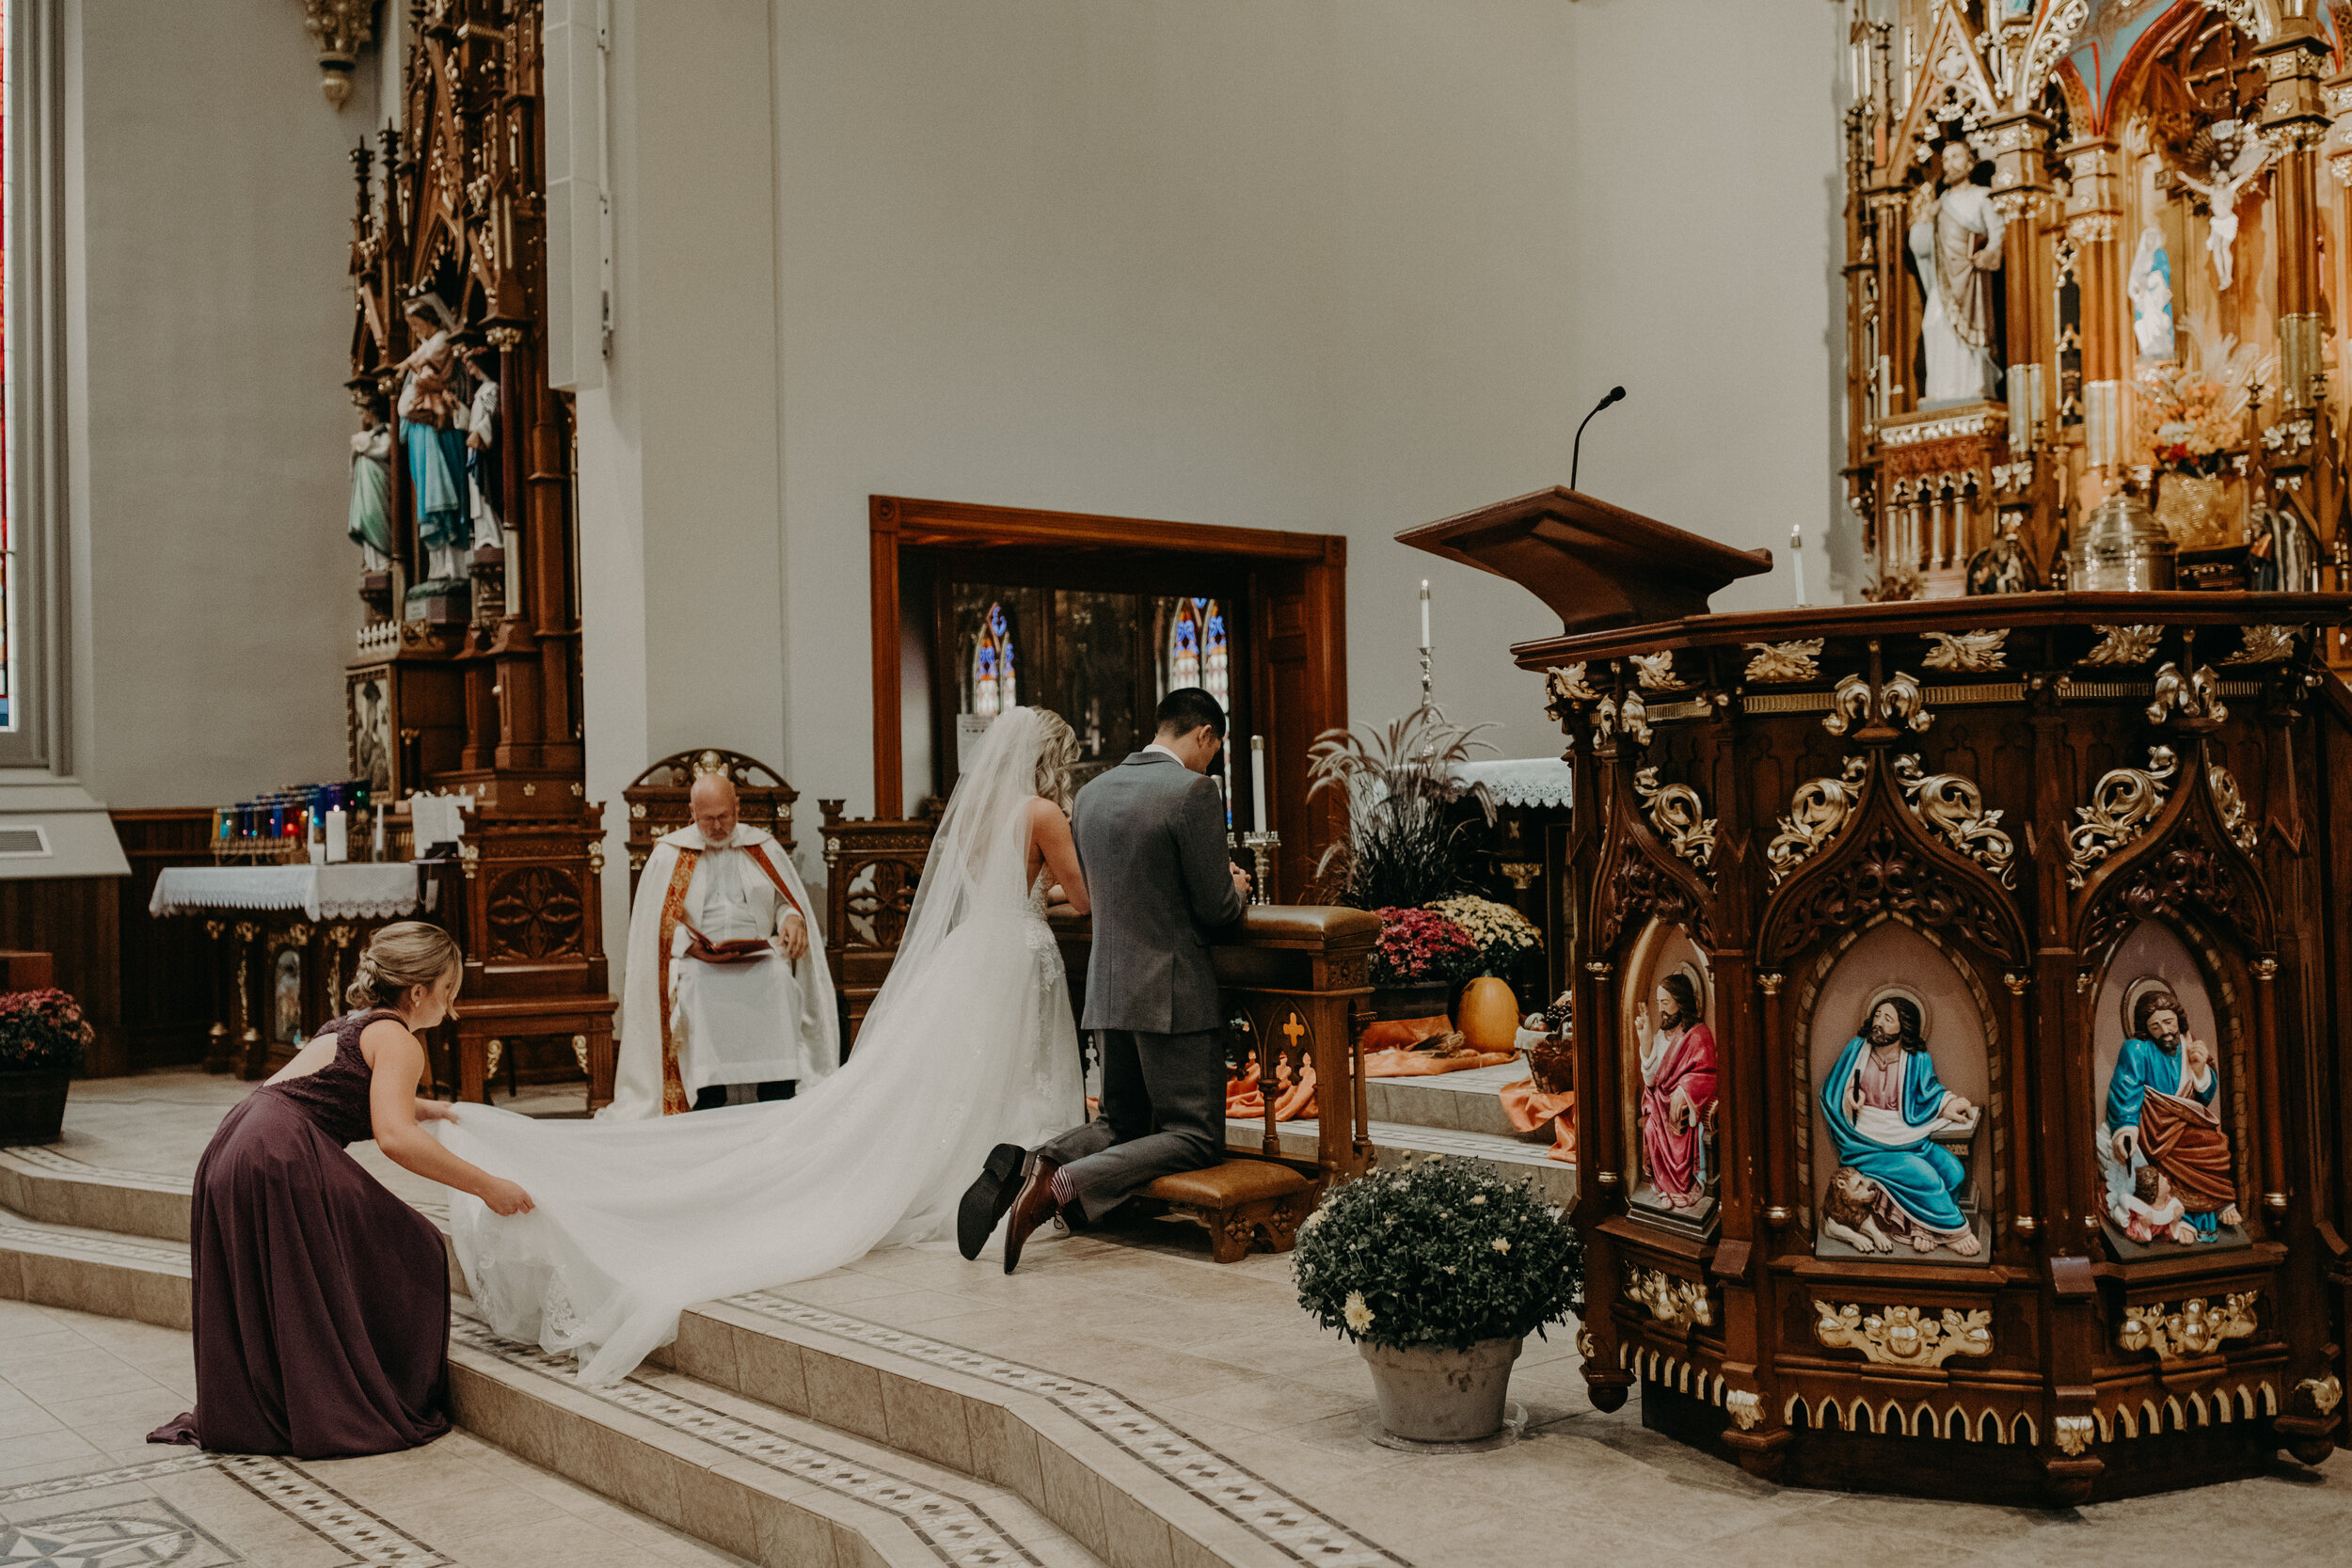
top-left (0, 990), bottom-right (92, 1073)
top-left (1371, 907), bottom-right (1478, 988)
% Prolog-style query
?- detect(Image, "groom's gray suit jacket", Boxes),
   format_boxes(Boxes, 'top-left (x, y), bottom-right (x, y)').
top-left (1071, 750), bottom-right (1247, 1035)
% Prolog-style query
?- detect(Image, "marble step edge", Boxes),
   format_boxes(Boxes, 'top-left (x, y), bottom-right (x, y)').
top-left (667, 1292), bottom-right (1396, 1568)
top-left (0, 1205), bottom-right (1398, 1568)
top-left (1359, 1076), bottom-right (1552, 1143)
top-left (0, 1146), bottom-right (194, 1243)
top-left (448, 1313), bottom-right (1108, 1568)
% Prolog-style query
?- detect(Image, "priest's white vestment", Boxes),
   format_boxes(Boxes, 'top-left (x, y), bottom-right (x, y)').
top-left (603, 824), bottom-right (838, 1119)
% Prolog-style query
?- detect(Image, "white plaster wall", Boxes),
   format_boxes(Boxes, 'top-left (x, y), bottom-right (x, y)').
top-left (579, 0), bottom-right (1847, 948)
top-left (72, 0), bottom-right (379, 806)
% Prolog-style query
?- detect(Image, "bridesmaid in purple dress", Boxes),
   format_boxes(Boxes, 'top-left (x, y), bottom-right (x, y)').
top-left (150, 923), bottom-right (535, 1458)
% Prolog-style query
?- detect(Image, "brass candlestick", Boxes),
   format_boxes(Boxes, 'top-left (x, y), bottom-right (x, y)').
top-left (1243, 830), bottom-right (1280, 906)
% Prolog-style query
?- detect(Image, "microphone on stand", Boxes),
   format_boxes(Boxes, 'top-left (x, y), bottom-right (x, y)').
top-left (1571, 385), bottom-right (1628, 492)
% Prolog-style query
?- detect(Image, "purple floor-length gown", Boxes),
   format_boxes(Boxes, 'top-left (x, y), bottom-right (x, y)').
top-left (149, 1007), bottom-right (450, 1458)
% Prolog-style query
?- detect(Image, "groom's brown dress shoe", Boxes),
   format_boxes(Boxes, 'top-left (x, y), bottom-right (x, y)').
top-left (1002, 1156), bottom-right (1064, 1275)
top-left (957, 1143), bottom-right (1027, 1260)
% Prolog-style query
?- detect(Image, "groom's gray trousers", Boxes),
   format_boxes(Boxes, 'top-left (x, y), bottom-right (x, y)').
top-left (1036, 1028), bottom-right (1224, 1224)
top-left (1033, 747), bottom-right (1246, 1225)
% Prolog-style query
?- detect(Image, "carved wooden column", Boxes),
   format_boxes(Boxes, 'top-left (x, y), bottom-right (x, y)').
top-left (2060, 139), bottom-right (2127, 481)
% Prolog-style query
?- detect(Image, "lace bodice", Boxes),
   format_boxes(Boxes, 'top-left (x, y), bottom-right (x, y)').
top-left (1025, 865), bottom-right (1053, 921)
top-left (265, 1008), bottom-right (397, 1147)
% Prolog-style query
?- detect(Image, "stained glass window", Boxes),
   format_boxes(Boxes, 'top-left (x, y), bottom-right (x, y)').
top-left (971, 601), bottom-right (1015, 718)
top-left (1168, 599), bottom-right (1202, 689)
top-left (1200, 599), bottom-right (1229, 705)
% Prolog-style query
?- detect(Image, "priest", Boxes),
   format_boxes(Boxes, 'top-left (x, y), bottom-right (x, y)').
top-left (604, 772), bottom-right (838, 1118)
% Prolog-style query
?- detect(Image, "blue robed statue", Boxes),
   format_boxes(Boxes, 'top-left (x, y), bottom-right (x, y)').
top-left (1818, 993), bottom-right (1980, 1257)
top-left (2099, 985), bottom-right (2238, 1243)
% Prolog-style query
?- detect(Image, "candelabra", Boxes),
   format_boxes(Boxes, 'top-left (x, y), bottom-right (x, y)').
top-left (1242, 830), bottom-right (1280, 906)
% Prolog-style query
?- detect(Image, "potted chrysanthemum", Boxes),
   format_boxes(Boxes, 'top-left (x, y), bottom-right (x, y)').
top-left (1422, 895), bottom-right (1541, 1050)
top-left (1295, 1157), bottom-right (1582, 1443)
top-left (0, 990), bottom-right (92, 1146)
top-left (1367, 906), bottom-right (1478, 1020)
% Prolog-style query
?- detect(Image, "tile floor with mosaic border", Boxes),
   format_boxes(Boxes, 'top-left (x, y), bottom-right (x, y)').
top-left (12, 1073), bottom-right (2352, 1568)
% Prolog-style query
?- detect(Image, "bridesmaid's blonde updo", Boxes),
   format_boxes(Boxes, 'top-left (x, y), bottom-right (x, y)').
top-left (345, 922), bottom-right (463, 1011)
top-left (1033, 709), bottom-right (1081, 813)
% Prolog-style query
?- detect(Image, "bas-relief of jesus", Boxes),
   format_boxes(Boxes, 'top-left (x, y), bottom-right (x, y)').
top-left (2101, 986), bottom-right (2241, 1244)
top-left (1632, 971), bottom-right (1717, 1209)
top-left (1818, 994), bottom-right (1981, 1258)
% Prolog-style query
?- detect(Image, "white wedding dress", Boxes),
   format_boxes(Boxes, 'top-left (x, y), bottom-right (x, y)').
top-left (437, 708), bottom-right (1085, 1384)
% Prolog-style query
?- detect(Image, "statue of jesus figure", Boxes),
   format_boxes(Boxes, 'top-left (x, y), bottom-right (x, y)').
top-left (1907, 142), bottom-right (2006, 405)
top-left (1819, 995), bottom-right (1980, 1256)
top-left (1633, 971), bottom-right (1716, 1209)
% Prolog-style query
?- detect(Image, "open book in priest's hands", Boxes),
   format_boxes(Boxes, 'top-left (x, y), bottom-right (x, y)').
top-left (680, 921), bottom-right (777, 963)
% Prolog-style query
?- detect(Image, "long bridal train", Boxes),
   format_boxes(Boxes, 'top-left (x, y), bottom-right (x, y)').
top-left (436, 708), bottom-right (1084, 1384)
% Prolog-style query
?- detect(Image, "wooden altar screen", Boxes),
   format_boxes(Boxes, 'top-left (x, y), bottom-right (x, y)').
top-left (1412, 486), bottom-right (2352, 1504)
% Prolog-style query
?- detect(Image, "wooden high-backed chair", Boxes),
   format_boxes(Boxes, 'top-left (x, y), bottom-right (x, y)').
top-left (623, 750), bottom-right (799, 899)
top-left (816, 800), bottom-right (940, 1043)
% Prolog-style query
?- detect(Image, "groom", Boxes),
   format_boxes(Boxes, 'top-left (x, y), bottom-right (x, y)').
top-left (959, 687), bottom-right (1251, 1271)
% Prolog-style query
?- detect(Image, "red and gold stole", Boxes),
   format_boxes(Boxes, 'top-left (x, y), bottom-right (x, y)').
top-left (741, 842), bottom-right (805, 919)
top-left (654, 847), bottom-right (701, 1116)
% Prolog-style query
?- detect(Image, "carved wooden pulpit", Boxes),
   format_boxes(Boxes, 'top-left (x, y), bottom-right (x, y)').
top-left (1409, 485), bottom-right (2352, 1504)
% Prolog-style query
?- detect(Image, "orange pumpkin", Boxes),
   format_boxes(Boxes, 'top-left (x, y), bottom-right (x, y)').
top-left (1456, 975), bottom-right (1520, 1053)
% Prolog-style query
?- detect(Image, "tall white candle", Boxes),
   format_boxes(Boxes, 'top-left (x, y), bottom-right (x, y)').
top-left (1790, 524), bottom-right (1808, 608)
top-left (326, 808), bottom-right (349, 864)
top-left (372, 811), bottom-right (386, 859)
top-left (1250, 736), bottom-right (1268, 830)
top-left (1419, 580), bottom-right (1431, 651)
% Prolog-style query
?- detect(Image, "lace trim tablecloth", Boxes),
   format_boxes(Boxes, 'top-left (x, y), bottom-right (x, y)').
top-left (1453, 757), bottom-right (1573, 809)
top-left (149, 864), bottom-right (423, 921)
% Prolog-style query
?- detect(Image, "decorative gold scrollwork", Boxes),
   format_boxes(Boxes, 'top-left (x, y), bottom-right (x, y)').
top-left (1824, 671), bottom-right (1931, 736)
top-left (2081, 624), bottom-right (2165, 666)
top-left (2053, 1415), bottom-right (2094, 1456)
top-left (1813, 1301), bottom-right (1993, 1369)
top-left (2116, 1293), bottom-right (2258, 1361)
top-left (1922, 628), bottom-right (2009, 673)
top-left (2147, 662), bottom-right (2228, 726)
top-left (1630, 652), bottom-right (1692, 691)
top-left (1544, 664), bottom-right (1600, 720)
top-left (1631, 767), bottom-right (1716, 878)
top-left (1724, 1389), bottom-right (1762, 1431)
top-left (1615, 690), bottom-right (1652, 747)
top-left (2299, 1374), bottom-right (2344, 1417)
top-left (2222, 624), bottom-right (2304, 665)
top-left (2209, 767), bottom-right (2258, 851)
top-left (1741, 640), bottom-right (1822, 683)
top-left (570, 1034), bottom-right (589, 1074)
top-left (1628, 1266), bottom-right (1713, 1330)
top-left (1767, 756), bottom-right (1870, 885)
top-left (2066, 746), bottom-right (2178, 889)
top-left (484, 1037), bottom-right (503, 1081)
top-left (1892, 755), bottom-right (2015, 887)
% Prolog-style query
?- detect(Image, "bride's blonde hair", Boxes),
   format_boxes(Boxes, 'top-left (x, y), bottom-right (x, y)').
top-left (1032, 709), bottom-right (1080, 813)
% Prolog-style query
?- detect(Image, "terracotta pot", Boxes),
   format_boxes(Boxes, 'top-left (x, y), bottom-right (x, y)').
top-left (1456, 975), bottom-right (1519, 1053)
top-left (0, 1070), bottom-right (71, 1148)
top-left (1359, 1336), bottom-right (1523, 1442)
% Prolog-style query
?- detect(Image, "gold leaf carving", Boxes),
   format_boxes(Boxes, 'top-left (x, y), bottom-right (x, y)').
top-left (1627, 1265), bottom-right (1713, 1330)
top-left (1742, 640), bottom-right (1823, 683)
top-left (2221, 625), bottom-right (2303, 665)
top-left (2116, 1293), bottom-right (2258, 1361)
top-left (1922, 628), bottom-right (2009, 673)
top-left (2054, 1414), bottom-right (2094, 1455)
top-left (1893, 754), bottom-right (2015, 886)
top-left (1632, 768), bottom-right (1716, 879)
top-left (2209, 767), bottom-right (2257, 851)
top-left (1813, 1301), bottom-right (1993, 1369)
top-left (1767, 756), bottom-right (1870, 885)
top-left (2066, 746), bottom-right (2178, 889)
top-left (2080, 624), bottom-right (2164, 666)
top-left (1724, 1389), bottom-right (1762, 1431)
top-left (1630, 652), bottom-right (1692, 692)
top-left (2147, 662), bottom-right (2228, 726)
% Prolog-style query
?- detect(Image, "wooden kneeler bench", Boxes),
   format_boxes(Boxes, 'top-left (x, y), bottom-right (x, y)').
top-left (1140, 1159), bottom-right (1316, 1263)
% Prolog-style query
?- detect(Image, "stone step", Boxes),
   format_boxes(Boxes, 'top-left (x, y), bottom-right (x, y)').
top-left (1228, 1114), bottom-right (1577, 1209)
top-left (0, 1171), bottom-right (1400, 1568)
top-left (1359, 1059), bottom-right (1552, 1141)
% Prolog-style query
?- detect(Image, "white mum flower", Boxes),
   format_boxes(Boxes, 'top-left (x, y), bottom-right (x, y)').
top-left (1491, 1237), bottom-right (1512, 1254)
top-left (1470, 1195), bottom-right (1486, 1206)
top-left (1343, 1291), bottom-right (1375, 1333)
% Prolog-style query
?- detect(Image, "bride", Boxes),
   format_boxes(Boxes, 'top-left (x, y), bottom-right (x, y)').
top-left (437, 706), bottom-right (1089, 1384)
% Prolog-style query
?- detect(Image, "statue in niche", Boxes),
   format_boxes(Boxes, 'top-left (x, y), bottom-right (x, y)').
top-left (2174, 121), bottom-right (2271, 293)
top-left (1632, 968), bottom-right (1717, 1211)
top-left (346, 393), bottom-right (393, 571)
top-left (466, 344), bottom-right (501, 545)
top-left (1818, 990), bottom-right (1981, 1257)
top-left (1908, 140), bottom-right (2006, 405)
top-left (2248, 502), bottom-right (2320, 593)
top-left (2127, 227), bottom-right (2176, 362)
top-left (2101, 983), bottom-right (2241, 1243)
top-left (1966, 510), bottom-right (2040, 594)
top-left (393, 292), bottom-right (474, 583)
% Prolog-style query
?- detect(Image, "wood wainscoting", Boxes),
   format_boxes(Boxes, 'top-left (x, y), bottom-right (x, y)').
top-left (870, 495), bottom-right (1347, 899)
top-left (112, 810), bottom-right (216, 1072)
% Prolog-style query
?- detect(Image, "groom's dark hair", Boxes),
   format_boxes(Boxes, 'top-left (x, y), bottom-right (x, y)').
top-left (1155, 687), bottom-right (1227, 739)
